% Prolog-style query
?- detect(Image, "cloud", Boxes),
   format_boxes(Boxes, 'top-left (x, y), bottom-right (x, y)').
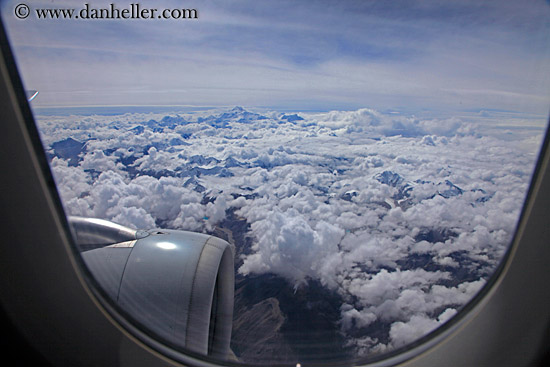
top-left (311, 108), bottom-right (477, 139)
top-left (39, 106), bottom-right (542, 357)
top-left (387, 305), bottom-right (459, 349)
top-left (389, 314), bottom-right (441, 349)
top-left (5, 0), bottom-right (549, 112)
top-left (239, 208), bottom-right (345, 285)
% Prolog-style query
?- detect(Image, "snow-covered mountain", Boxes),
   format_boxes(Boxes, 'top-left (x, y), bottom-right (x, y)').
top-left (38, 106), bottom-right (540, 362)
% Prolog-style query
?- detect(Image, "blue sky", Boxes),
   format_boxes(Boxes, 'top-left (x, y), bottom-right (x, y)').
top-left (2, 0), bottom-right (550, 114)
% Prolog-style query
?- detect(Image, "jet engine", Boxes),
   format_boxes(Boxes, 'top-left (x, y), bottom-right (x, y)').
top-left (69, 216), bottom-right (234, 359)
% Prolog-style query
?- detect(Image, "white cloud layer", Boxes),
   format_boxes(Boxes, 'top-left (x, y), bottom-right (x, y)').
top-left (37, 106), bottom-right (543, 357)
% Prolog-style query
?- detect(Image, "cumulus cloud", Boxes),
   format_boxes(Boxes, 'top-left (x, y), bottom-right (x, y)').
top-left (389, 314), bottom-right (441, 348)
top-left (239, 208), bottom-right (344, 285)
top-left (309, 109), bottom-right (476, 139)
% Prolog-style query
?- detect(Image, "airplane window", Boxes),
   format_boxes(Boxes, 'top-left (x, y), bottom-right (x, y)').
top-left (2, 0), bottom-right (549, 365)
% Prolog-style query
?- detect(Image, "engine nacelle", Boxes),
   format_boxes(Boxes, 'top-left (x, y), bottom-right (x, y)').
top-left (70, 217), bottom-right (234, 359)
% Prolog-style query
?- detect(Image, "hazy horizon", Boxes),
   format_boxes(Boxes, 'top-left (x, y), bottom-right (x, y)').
top-left (3, 0), bottom-right (549, 116)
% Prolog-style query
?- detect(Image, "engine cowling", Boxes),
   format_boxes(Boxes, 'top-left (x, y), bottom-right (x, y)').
top-left (70, 217), bottom-right (234, 359)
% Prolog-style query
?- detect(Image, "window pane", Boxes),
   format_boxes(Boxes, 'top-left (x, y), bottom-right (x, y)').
top-left (2, 0), bottom-right (549, 365)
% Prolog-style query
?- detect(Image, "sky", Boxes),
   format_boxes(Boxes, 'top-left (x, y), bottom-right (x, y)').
top-left (2, 0), bottom-right (550, 114)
